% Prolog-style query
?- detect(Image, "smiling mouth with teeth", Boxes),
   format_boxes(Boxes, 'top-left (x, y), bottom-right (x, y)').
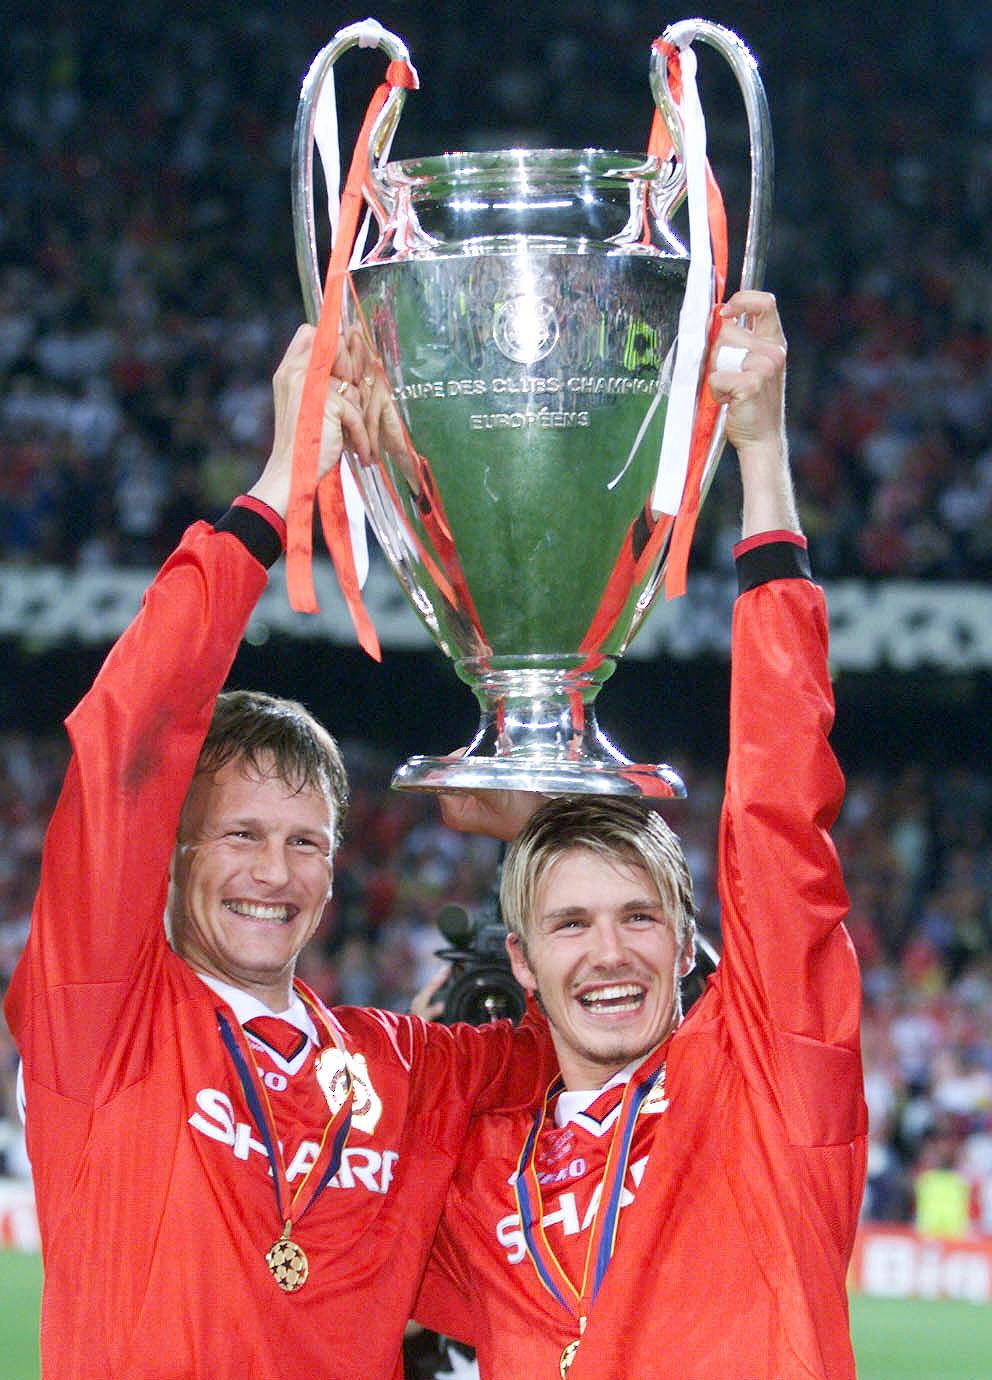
top-left (578, 984), bottom-right (645, 1013)
top-left (224, 900), bottom-right (293, 924)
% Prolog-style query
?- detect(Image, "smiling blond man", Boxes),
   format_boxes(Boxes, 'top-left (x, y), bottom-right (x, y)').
top-left (501, 799), bottom-right (696, 1090)
top-left (414, 292), bottom-right (869, 1380)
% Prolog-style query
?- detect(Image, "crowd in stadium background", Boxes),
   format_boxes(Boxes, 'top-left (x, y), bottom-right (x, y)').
top-left (1, 1), bottom-right (991, 1239)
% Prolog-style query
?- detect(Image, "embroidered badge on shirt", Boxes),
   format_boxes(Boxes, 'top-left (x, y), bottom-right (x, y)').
top-left (315, 1048), bottom-right (382, 1133)
top-left (347, 1054), bottom-right (382, 1133)
top-left (640, 1061), bottom-right (670, 1115)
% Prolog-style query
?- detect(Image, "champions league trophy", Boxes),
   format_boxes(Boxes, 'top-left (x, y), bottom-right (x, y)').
top-left (289, 18), bottom-right (773, 798)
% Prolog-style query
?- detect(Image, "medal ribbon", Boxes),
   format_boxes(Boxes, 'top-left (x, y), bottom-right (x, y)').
top-left (514, 1043), bottom-right (668, 1321)
top-left (216, 988), bottom-right (354, 1228)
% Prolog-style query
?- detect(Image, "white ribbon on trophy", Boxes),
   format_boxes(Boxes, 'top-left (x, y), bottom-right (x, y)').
top-left (650, 39), bottom-right (713, 520)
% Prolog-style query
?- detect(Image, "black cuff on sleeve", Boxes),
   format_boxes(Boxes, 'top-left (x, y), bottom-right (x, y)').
top-left (214, 505), bottom-right (284, 569)
top-left (736, 540), bottom-right (812, 594)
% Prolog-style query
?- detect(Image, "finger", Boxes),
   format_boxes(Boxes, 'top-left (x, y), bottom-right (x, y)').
top-left (319, 384), bottom-right (370, 461)
top-left (331, 332), bottom-right (359, 385)
top-left (720, 290), bottom-right (784, 345)
top-left (345, 326), bottom-right (375, 385)
top-left (710, 322), bottom-right (786, 374)
top-left (283, 322), bottom-right (317, 360)
top-left (423, 965), bottom-right (452, 1000)
top-left (708, 352), bottom-right (779, 406)
top-left (332, 394), bottom-right (372, 469)
top-left (362, 388), bottom-right (385, 461)
top-left (438, 791), bottom-right (475, 833)
top-left (409, 965), bottom-right (451, 1020)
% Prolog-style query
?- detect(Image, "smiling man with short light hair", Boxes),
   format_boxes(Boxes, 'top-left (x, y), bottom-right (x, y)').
top-left (414, 291), bottom-right (870, 1380)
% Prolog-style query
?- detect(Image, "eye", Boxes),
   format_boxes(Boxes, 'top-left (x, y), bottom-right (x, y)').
top-left (289, 835), bottom-right (327, 853)
top-left (626, 911), bottom-right (660, 927)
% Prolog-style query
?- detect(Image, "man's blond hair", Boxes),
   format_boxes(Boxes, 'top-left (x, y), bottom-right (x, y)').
top-left (500, 796), bottom-right (695, 951)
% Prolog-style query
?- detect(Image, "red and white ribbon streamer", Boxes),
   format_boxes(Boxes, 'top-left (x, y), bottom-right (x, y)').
top-left (651, 42), bottom-right (712, 519)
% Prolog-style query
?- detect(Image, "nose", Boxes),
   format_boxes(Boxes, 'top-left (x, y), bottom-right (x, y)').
top-left (589, 918), bottom-right (628, 969)
top-left (249, 837), bottom-right (291, 888)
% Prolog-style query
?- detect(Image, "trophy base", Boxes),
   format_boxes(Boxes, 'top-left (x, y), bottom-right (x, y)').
top-left (391, 754), bottom-right (686, 799)
top-left (391, 658), bottom-right (686, 799)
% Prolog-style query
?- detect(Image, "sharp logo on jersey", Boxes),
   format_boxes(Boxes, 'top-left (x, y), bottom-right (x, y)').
top-left (188, 1087), bottom-right (399, 1192)
top-left (496, 1155), bottom-right (650, 1264)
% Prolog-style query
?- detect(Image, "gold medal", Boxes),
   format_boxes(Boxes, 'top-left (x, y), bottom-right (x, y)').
top-left (266, 1222), bottom-right (309, 1292)
top-left (559, 1338), bottom-right (580, 1376)
top-left (220, 995), bottom-right (358, 1299)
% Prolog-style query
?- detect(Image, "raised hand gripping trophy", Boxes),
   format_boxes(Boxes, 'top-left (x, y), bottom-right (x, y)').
top-left (288, 17), bottom-right (772, 798)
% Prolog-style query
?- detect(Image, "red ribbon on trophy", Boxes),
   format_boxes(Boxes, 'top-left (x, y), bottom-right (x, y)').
top-left (285, 54), bottom-right (418, 660)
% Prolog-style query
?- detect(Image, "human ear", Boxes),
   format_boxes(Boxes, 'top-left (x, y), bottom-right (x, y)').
top-left (506, 933), bottom-right (538, 995)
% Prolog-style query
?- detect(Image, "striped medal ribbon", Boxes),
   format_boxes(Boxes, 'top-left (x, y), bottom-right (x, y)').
top-left (217, 985), bottom-right (355, 1291)
top-left (514, 1042), bottom-right (668, 1375)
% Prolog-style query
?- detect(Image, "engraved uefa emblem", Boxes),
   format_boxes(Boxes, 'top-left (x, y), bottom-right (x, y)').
top-left (492, 295), bottom-right (560, 364)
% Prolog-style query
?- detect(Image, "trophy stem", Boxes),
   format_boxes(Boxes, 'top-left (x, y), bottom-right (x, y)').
top-left (390, 659), bottom-right (686, 799)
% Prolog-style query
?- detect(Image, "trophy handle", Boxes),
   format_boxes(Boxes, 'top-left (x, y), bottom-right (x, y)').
top-left (622, 22), bottom-right (774, 644)
top-left (292, 20), bottom-right (413, 323)
top-left (652, 22), bottom-right (773, 501)
top-left (651, 20), bottom-right (774, 296)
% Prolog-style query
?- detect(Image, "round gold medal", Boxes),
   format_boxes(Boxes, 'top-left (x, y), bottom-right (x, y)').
top-left (266, 1232), bottom-right (309, 1292)
top-left (559, 1339), bottom-right (580, 1376)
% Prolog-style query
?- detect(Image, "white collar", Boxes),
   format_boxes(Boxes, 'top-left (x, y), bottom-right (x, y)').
top-left (195, 971), bottom-right (319, 1045)
top-left (555, 1053), bottom-right (650, 1132)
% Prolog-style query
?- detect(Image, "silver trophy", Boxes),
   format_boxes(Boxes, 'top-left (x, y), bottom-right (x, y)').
top-left (292, 18), bottom-right (772, 797)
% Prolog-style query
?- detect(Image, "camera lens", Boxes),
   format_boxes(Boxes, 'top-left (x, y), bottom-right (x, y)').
top-left (442, 965), bottom-right (527, 1025)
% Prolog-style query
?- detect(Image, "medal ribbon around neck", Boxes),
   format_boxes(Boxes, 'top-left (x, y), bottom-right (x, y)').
top-left (514, 1042), bottom-right (668, 1323)
top-left (216, 987), bottom-right (354, 1277)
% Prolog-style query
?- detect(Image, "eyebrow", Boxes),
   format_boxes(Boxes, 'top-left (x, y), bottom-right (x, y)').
top-left (211, 813), bottom-right (332, 837)
top-left (539, 898), bottom-right (665, 924)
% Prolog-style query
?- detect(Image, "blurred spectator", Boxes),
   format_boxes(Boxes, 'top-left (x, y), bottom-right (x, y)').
top-left (913, 1133), bottom-right (973, 1239)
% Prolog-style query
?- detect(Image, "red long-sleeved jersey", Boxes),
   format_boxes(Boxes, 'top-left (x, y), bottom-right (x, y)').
top-left (4, 510), bottom-right (553, 1380)
top-left (415, 546), bottom-right (869, 1380)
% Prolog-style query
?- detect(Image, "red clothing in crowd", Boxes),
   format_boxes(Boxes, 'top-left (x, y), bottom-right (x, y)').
top-left (415, 544), bottom-right (869, 1380)
top-left (5, 507), bottom-right (552, 1380)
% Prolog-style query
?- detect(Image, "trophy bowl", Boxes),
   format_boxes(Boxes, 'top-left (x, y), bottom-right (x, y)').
top-left (292, 20), bottom-right (773, 797)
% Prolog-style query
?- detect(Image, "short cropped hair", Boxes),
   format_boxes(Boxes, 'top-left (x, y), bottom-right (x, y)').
top-left (188, 690), bottom-right (349, 846)
top-left (500, 796), bottom-right (695, 951)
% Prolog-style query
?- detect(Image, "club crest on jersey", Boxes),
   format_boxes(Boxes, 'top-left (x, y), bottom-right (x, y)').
top-left (640, 1061), bottom-right (669, 1115)
top-left (538, 1126), bottom-right (576, 1171)
top-left (316, 1048), bottom-right (382, 1133)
